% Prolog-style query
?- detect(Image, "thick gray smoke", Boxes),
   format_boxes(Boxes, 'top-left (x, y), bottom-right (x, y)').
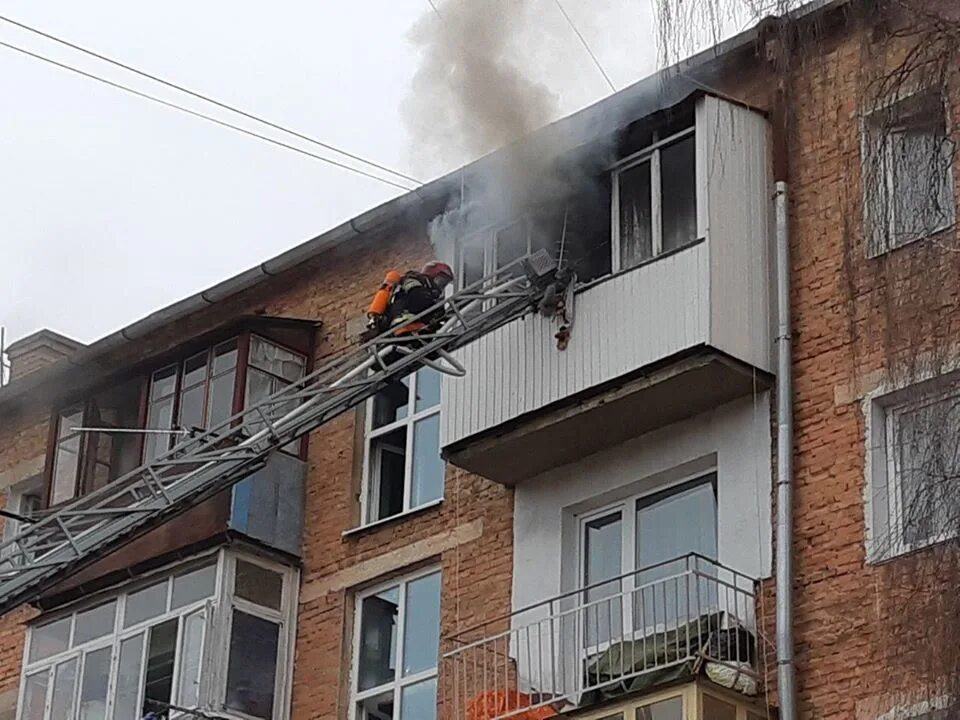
top-left (402, 0), bottom-right (559, 179)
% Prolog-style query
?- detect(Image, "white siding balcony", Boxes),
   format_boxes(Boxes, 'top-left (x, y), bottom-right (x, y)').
top-left (440, 95), bottom-right (774, 483)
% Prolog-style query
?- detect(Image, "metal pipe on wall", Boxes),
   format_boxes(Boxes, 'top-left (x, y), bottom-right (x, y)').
top-left (774, 178), bottom-right (797, 720)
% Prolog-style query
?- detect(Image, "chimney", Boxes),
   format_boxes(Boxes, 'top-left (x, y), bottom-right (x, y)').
top-left (5, 329), bottom-right (85, 382)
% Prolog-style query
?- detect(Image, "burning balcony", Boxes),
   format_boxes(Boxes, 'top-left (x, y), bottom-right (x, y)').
top-left (441, 555), bottom-right (759, 719)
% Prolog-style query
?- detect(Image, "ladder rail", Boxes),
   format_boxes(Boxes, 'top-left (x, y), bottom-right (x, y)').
top-left (0, 253), bottom-right (557, 613)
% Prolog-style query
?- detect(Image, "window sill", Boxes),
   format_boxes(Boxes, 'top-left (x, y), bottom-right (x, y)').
top-left (867, 221), bottom-right (956, 259)
top-left (341, 498), bottom-right (444, 539)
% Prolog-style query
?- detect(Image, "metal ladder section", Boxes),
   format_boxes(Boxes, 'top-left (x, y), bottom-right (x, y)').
top-left (0, 251), bottom-right (559, 615)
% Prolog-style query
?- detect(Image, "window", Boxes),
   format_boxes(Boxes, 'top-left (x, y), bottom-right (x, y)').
top-left (871, 380), bottom-right (960, 559)
top-left (352, 569), bottom-right (441, 720)
top-left (863, 90), bottom-right (956, 256)
top-left (579, 476), bottom-right (717, 648)
top-left (362, 368), bottom-right (444, 524)
top-left (612, 129), bottom-right (698, 272)
top-left (46, 379), bottom-right (142, 506)
top-left (636, 697), bottom-right (683, 720)
top-left (3, 476), bottom-right (43, 559)
top-left (17, 550), bottom-right (297, 720)
top-left (144, 336), bottom-right (306, 461)
top-left (456, 218), bottom-right (556, 289)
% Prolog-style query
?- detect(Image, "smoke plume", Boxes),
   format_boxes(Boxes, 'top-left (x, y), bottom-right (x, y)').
top-left (402, 0), bottom-right (560, 179)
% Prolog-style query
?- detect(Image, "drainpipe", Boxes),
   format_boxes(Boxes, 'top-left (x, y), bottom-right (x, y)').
top-left (774, 178), bottom-right (797, 720)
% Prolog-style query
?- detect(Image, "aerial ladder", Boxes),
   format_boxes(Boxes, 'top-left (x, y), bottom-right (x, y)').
top-left (0, 251), bottom-right (563, 616)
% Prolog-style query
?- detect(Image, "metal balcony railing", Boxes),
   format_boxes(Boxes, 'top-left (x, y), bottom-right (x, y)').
top-left (441, 554), bottom-right (759, 720)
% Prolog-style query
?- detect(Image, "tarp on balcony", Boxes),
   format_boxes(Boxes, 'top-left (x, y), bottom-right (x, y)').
top-left (580, 611), bottom-right (757, 705)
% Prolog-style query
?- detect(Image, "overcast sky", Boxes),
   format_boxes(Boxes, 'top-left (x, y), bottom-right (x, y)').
top-left (0, 0), bottom-right (662, 347)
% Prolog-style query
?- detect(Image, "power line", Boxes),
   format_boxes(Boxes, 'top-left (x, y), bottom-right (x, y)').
top-left (551, 0), bottom-right (617, 93)
top-left (425, 0), bottom-right (442, 17)
top-left (0, 14), bottom-right (421, 186)
top-left (0, 39), bottom-right (415, 191)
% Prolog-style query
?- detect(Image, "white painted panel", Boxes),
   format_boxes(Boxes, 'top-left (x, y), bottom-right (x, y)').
top-left (697, 95), bottom-right (773, 373)
top-left (512, 394), bottom-right (773, 614)
top-left (441, 242), bottom-right (710, 448)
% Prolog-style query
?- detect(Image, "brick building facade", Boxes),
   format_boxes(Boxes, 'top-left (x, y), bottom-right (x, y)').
top-left (1, 2), bottom-right (959, 719)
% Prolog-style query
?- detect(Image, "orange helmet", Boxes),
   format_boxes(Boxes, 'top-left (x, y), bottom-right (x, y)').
top-left (421, 260), bottom-right (454, 283)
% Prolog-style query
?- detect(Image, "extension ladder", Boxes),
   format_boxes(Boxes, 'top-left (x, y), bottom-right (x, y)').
top-left (0, 251), bottom-right (559, 615)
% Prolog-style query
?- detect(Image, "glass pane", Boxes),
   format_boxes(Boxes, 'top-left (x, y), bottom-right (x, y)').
top-left (225, 611), bottom-right (279, 719)
top-left (636, 696), bottom-right (683, 720)
top-left (30, 616), bottom-right (72, 662)
top-left (495, 221), bottom-right (528, 273)
top-left (245, 368), bottom-right (279, 410)
top-left (358, 586), bottom-right (399, 691)
top-left (177, 610), bottom-right (205, 708)
top-left (702, 694), bottom-right (737, 720)
top-left (359, 690), bottom-right (394, 720)
top-left (144, 396), bottom-right (175, 462)
top-left (660, 135), bottom-right (698, 252)
top-left (207, 370), bottom-right (237, 427)
top-left (150, 365), bottom-right (177, 400)
top-left (178, 385), bottom-right (206, 432)
top-left (460, 242), bottom-right (486, 289)
top-left (79, 646), bottom-right (111, 720)
top-left (635, 479), bottom-right (717, 629)
top-left (51, 658), bottom-right (78, 720)
top-left (171, 564), bottom-right (216, 609)
top-left (414, 369), bottom-right (441, 412)
top-left (142, 619), bottom-right (178, 716)
top-left (235, 560), bottom-right (284, 611)
top-left (369, 428), bottom-right (407, 522)
top-left (584, 512), bottom-right (623, 647)
top-left (619, 162), bottom-right (653, 269)
top-left (411, 415), bottom-right (443, 508)
top-left (22, 671), bottom-right (49, 720)
top-left (124, 581), bottom-right (168, 628)
top-left (113, 634), bottom-right (144, 720)
top-left (249, 337), bottom-right (305, 382)
top-left (51, 444), bottom-right (80, 505)
top-left (182, 352), bottom-right (209, 389)
top-left (400, 677), bottom-right (437, 720)
top-left (402, 572), bottom-right (441, 676)
top-left (74, 601), bottom-right (117, 646)
top-left (372, 377), bottom-right (410, 429)
top-left (213, 339), bottom-right (239, 374)
top-left (59, 408), bottom-right (84, 439)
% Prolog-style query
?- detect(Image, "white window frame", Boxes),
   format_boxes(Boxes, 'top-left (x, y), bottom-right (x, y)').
top-left (610, 126), bottom-right (697, 273)
top-left (875, 381), bottom-right (960, 560)
top-left (16, 548), bottom-right (298, 720)
top-left (2, 475), bottom-right (43, 562)
top-left (361, 369), bottom-right (443, 526)
top-left (455, 217), bottom-right (535, 291)
top-left (861, 87), bottom-right (956, 257)
top-left (575, 472), bottom-right (718, 656)
top-left (349, 565), bottom-right (442, 720)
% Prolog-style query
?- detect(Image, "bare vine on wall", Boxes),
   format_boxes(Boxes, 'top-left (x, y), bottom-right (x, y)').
top-left (651, 0), bottom-right (960, 713)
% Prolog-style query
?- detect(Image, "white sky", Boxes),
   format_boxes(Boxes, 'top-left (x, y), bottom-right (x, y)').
top-left (0, 0), bottom-right (662, 346)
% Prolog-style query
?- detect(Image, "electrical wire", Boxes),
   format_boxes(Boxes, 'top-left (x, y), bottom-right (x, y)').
top-left (425, 0), bottom-right (442, 17)
top-left (551, 0), bottom-right (617, 93)
top-left (0, 14), bottom-right (421, 186)
top-left (0, 39), bottom-right (415, 192)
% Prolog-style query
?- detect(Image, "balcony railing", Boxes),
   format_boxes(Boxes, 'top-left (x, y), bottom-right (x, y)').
top-left (441, 555), bottom-right (759, 719)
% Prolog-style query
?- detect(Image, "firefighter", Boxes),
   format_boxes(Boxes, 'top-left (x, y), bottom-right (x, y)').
top-left (363, 260), bottom-right (455, 341)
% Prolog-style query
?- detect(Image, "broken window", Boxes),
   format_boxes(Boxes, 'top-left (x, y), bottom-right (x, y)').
top-left (363, 368), bottom-right (444, 525)
top-left (613, 128), bottom-right (699, 272)
top-left (21, 551), bottom-right (297, 720)
top-left (46, 378), bottom-right (141, 506)
top-left (864, 90), bottom-right (956, 255)
top-left (353, 570), bottom-right (441, 720)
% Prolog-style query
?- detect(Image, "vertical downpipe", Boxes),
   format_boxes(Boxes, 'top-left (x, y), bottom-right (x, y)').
top-left (773, 78), bottom-right (797, 720)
